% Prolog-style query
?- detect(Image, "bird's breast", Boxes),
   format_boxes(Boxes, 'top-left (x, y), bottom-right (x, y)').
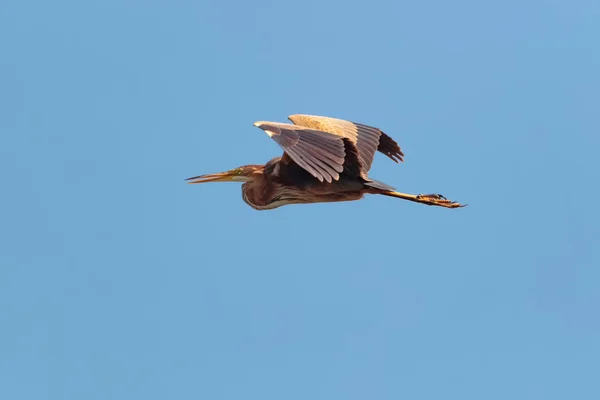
top-left (241, 182), bottom-right (291, 210)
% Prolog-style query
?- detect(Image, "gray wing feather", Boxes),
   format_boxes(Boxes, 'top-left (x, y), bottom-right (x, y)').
top-left (287, 114), bottom-right (404, 172)
top-left (254, 122), bottom-right (346, 183)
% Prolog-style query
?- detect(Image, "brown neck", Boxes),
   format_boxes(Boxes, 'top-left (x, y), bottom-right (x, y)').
top-left (241, 178), bottom-right (271, 210)
top-left (241, 177), bottom-right (305, 210)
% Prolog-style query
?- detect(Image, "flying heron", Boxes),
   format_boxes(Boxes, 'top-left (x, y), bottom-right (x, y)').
top-left (187, 114), bottom-right (465, 210)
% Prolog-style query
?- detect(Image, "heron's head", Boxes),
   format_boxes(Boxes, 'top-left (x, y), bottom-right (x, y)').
top-left (186, 165), bottom-right (264, 184)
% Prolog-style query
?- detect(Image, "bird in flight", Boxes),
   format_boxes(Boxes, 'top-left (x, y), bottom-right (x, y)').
top-left (187, 114), bottom-right (465, 210)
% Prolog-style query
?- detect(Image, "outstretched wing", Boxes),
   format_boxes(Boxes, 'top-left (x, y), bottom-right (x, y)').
top-left (253, 121), bottom-right (347, 183)
top-left (287, 114), bottom-right (404, 172)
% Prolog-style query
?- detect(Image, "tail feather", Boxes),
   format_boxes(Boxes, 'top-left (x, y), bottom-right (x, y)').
top-left (364, 179), bottom-right (395, 192)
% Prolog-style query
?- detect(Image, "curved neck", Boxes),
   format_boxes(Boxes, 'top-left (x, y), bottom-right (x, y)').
top-left (241, 179), bottom-right (270, 210)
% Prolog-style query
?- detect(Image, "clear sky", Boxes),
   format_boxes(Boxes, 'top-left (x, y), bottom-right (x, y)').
top-left (1, 1), bottom-right (599, 399)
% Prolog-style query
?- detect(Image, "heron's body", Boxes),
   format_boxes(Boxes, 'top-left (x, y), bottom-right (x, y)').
top-left (188, 114), bottom-right (464, 210)
top-left (240, 156), bottom-right (368, 210)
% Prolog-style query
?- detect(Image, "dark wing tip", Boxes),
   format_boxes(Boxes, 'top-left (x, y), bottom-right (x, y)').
top-left (378, 131), bottom-right (404, 163)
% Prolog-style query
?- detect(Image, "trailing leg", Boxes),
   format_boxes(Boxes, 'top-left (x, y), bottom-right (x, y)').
top-left (378, 190), bottom-right (465, 208)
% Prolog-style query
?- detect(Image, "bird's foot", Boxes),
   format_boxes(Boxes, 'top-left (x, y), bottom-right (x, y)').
top-left (416, 193), bottom-right (466, 208)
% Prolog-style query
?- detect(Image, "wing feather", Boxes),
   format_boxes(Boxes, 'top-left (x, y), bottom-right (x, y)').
top-left (297, 142), bottom-right (345, 166)
top-left (294, 143), bottom-right (341, 182)
top-left (253, 122), bottom-right (346, 182)
top-left (288, 114), bottom-right (404, 173)
top-left (284, 147), bottom-right (324, 182)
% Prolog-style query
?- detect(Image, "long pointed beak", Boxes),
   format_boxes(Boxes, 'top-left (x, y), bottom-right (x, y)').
top-left (186, 171), bottom-right (237, 184)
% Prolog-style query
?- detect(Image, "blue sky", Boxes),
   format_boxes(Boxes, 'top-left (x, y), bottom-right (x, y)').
top-left (1, 1), bottom-right (599, 399)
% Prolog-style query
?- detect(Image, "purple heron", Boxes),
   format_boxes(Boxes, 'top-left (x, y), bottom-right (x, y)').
top-left (187, 114), bottom-right (465, 210)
